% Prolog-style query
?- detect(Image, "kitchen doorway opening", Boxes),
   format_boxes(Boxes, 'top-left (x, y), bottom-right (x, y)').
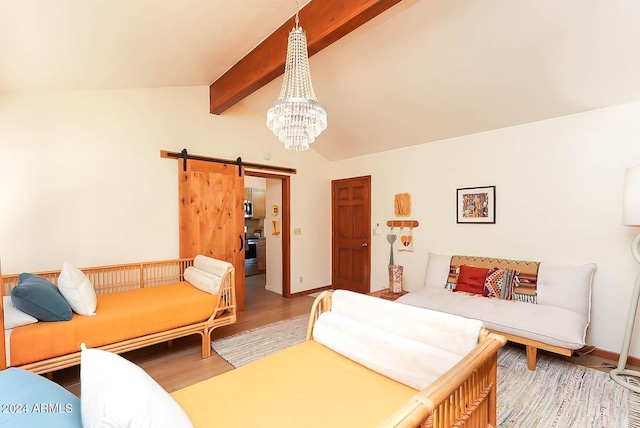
top-left (244, 171), bottom-right (291, 298)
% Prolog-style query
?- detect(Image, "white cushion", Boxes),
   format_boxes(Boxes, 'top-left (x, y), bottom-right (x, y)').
top-left (397, 287), bottom-right (588, 349)
top-left (58, 262), bottom-right (97, 316)
top-left (537, 262), bottom-right (596, 322)
top-left (183, 266), bottom-right (221, 295)
top-left (313, 311), bottom-right (461, 390)
top-left (193, 255), bottom-right (232, 278)
top-left (80, 343), bottom-right (193, 428)
top-left (3, 296), bottom-right (38, 329)
top-left (329, 290), bottom-right (482, 357)
top-left (424, 253), bottom-right (452, 288)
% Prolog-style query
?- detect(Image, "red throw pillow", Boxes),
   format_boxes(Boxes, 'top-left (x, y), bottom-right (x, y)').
top-left (454, 265), bottom-right (491, 295)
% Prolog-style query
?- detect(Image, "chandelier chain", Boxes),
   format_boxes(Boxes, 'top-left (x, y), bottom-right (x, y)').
top-left (295, 0), bottom-right (300, 28)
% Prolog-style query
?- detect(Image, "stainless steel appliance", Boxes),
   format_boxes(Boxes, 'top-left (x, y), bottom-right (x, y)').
top-left (244, 200), bottom-right (253, 218)
top-left (244, 237), bottom-right (258, 276)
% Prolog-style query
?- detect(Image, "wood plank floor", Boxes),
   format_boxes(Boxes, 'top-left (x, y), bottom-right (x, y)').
top-left (54, 274), bottom-right (314, 396)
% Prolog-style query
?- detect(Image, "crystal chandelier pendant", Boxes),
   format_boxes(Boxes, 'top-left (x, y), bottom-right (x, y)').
top-left (266, 7), bottom-right (327, 151)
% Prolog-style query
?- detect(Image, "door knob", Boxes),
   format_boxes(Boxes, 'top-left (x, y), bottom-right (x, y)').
top-left (362, 243), bottom-right (368, 247)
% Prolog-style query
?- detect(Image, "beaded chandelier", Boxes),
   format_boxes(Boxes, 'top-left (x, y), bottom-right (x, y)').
top-left (266, 1), bottom-right (327, 151)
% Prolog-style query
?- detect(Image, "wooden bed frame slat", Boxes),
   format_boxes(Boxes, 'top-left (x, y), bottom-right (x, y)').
top-left (1, 258), bottom-right (237, 374)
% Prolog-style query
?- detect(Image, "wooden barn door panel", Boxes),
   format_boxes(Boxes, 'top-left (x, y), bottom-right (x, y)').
top-left (178, 160), bottom-right (245, 309)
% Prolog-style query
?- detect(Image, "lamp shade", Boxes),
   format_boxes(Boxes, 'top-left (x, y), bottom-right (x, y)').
top-left (623, 166), bottom-right (640, 226)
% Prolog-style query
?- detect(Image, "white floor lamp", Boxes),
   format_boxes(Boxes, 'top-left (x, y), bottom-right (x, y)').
top-left (610, 165), bottom-right (640, 393)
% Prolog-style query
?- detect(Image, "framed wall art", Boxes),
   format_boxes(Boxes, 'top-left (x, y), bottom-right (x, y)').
top-left (456, 186), bottom-right (496, 224)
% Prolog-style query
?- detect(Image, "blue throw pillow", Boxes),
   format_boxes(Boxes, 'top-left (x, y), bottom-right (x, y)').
top-left (10, 273), bottom-right (72, 322)
top-left (0, 368), bottom-right (82, 428)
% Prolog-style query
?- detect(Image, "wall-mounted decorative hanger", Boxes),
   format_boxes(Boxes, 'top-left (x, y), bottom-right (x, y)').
top-left (386, 220), bottom-right (419, 228)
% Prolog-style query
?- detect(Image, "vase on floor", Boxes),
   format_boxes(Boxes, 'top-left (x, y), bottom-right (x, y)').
top-left (388, 265), bottom-right (403, 294)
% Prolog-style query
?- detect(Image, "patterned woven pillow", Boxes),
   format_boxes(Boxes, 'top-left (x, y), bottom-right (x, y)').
top-left (447, 255), bottom-right (539, 303)
top-left (483, 268), bottom-right (518, 300)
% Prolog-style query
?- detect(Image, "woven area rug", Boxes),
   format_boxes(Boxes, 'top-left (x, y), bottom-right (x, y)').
top-left (497, 347), bottom-right (627, 427)
top-left (211, 314), bottom-right (309, 368)
top-left (211, 315), bottom-right (629, 427)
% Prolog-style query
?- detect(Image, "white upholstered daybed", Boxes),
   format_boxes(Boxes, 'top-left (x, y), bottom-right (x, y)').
top-left (397, 253), bottom-right (596, 370)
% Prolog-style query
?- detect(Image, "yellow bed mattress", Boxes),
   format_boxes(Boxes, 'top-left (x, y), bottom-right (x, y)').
top-left (10, 282), bottom-right (217, 366)
top-left (172, 340), bottom-right (418, 428)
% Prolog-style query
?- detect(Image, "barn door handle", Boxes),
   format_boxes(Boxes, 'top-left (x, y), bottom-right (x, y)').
top-left (239, 235), bottom-right (244, 251)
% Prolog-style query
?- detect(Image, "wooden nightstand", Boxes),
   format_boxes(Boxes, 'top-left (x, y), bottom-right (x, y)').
top-left (378, 290), bottom-right (408, 301)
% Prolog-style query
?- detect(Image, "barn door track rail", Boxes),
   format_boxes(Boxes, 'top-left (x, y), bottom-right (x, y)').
top-left (160, 149), bottom-right (297, 176)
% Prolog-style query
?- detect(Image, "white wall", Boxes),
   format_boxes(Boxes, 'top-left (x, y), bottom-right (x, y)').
top-left (244, 176), bottom-right (266, 190)
top-left (265, 178), bottom-right (283, 294)
top-left (331, 101), bottom-right (640, 357)
top-left (6, 85), bottom-right (640, 356)
top-left (0, 87), bottom-right (332, 293)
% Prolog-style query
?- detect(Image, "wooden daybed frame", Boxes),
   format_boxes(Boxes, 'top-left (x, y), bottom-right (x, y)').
top-left (173, 290), bottom-right (507, 428)
top-left (309, 292), bottom-right (506, 428)
top-left (0, 258), bottom-right (236, 374)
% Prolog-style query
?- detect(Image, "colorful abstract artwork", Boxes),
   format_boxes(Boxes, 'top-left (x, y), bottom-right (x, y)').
top-left (456, 186), bottom-right (496, 224)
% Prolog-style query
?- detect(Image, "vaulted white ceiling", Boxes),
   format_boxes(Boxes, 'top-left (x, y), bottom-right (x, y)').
top-left (2, 0), bottom-right (640, 161)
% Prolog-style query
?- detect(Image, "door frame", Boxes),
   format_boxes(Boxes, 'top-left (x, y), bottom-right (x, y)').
top-left (245, 170), bottom-right (292, 298)
top-left (161, 149), bottom-right (296, 300)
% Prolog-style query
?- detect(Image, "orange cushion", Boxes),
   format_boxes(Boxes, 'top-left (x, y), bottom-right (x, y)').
top-left (453, 265), bottom-right (490, 295)
top-left (10, 282), bottom-right (217, 366)
top-left (173, 341), bottom-right (417, 427)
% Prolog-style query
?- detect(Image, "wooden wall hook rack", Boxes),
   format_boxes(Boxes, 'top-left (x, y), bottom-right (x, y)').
top-left (386, 220), bottom-right (419, 228)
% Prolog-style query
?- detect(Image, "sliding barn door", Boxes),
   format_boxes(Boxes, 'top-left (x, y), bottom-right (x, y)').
top-left (178, 160), bottom-right (246, 309)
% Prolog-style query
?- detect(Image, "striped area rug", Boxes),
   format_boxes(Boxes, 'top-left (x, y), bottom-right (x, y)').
top-left (211, 315), bottom-right (629, 427)
top-left (211, 314), bottom-right (309, 367)
top-left (497, 347), bottom-right (628, 427)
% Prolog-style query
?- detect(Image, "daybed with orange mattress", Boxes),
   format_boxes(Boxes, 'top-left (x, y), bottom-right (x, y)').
top-left (170, 290), bottom-right (506, 428)
top-left (0, 255), bottom-right (236, 374)
top-left (0, 289), bottom-right (505, 428)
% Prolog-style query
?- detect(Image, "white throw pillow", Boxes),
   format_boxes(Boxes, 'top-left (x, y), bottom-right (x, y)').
top-left (80, 344), bottom-right (193, 428)
top-left (3, 296), bottom-right (38, 329)
top-left (537, 262), bottom-right (597, 321)
top-left (313, 311), bottom-right (462, 390)
top-left (424, 253), bottom-right (452, 288)
top-left (193, 255), bottom-right (232, 277)
top-left (183, 266), bottom-right (222, 295)
top-left (58, 262), bottom-right (97, 316)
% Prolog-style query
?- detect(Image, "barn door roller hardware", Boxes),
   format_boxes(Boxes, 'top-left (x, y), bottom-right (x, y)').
top-left (160, 149), bottom-right (297, 175)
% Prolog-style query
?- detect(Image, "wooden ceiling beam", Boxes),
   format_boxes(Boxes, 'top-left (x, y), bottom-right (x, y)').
top-left (209, 0), bottom-right (404, 115)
